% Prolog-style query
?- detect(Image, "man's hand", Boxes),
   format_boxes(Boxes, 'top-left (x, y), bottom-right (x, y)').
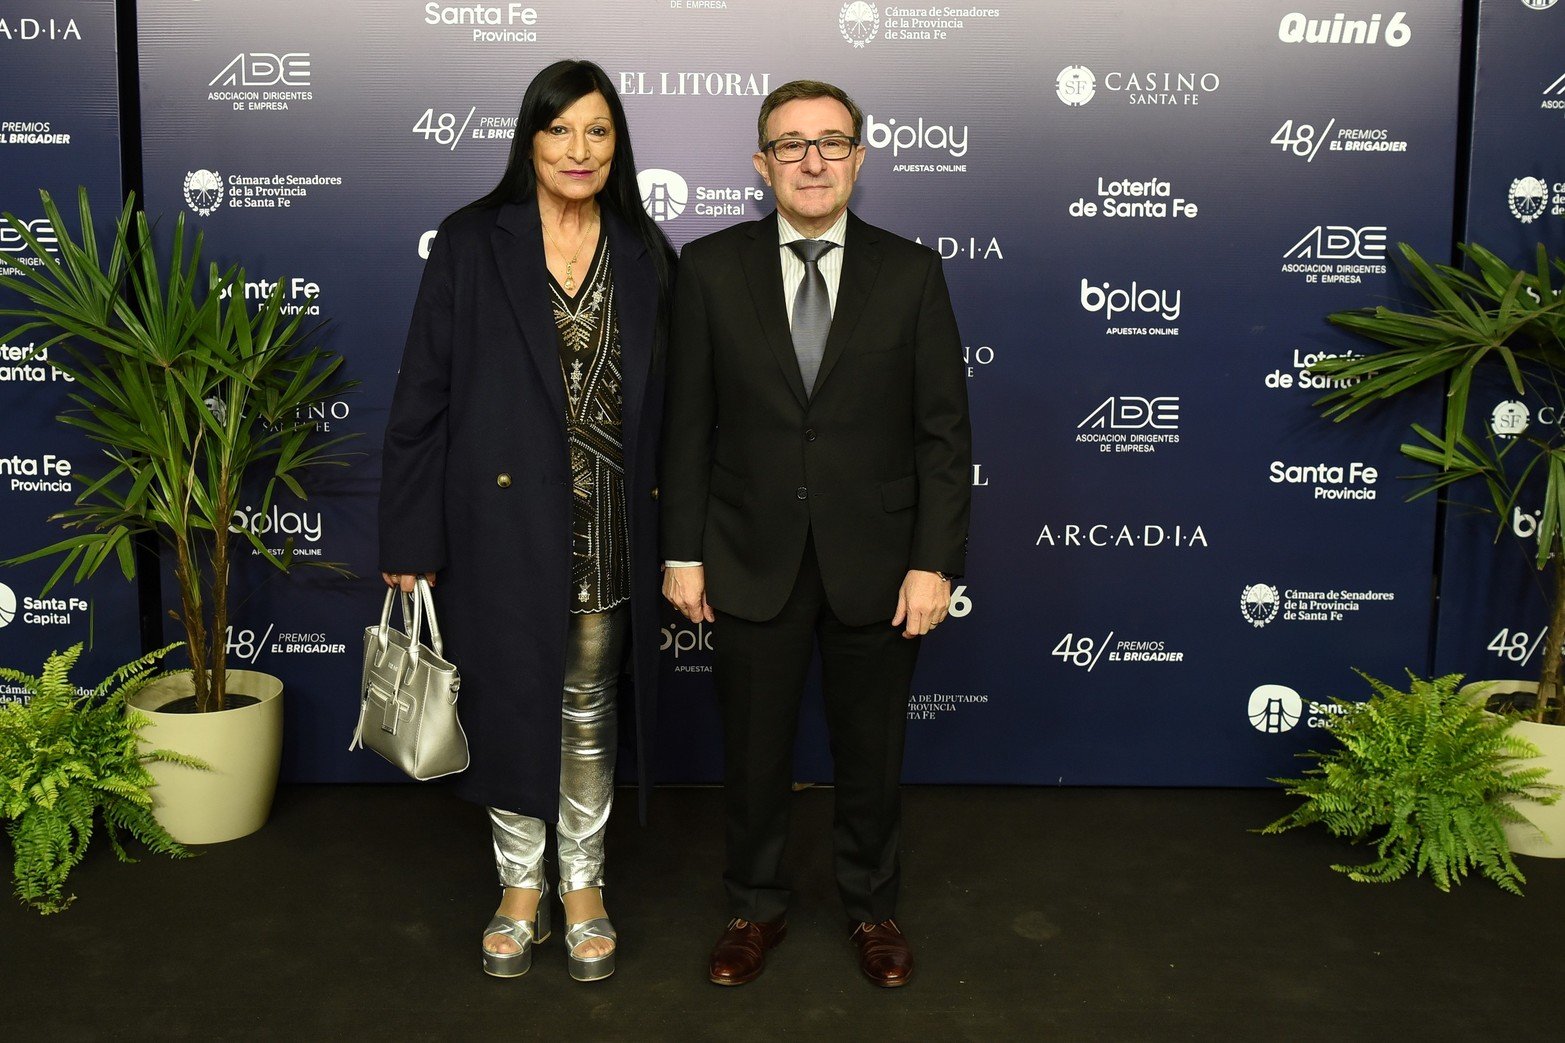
top-left (663, 564), bottom-right (715, 623)
top-left (892, 569), bottom-right (951, 639)
top-left (382, 572), bottom-right (437, 594)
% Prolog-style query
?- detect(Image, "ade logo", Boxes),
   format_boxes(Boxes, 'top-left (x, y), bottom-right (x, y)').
top-left (210, 54), bottom-right (311, 87)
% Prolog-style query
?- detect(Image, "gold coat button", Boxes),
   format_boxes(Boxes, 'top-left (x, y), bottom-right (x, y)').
top-left (650, 487), bottom-right (659, 501)
top-left (496, 473), bottom-right (512, 488)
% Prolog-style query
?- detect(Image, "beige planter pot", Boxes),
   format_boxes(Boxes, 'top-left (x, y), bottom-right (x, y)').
top-left (1462, 680), bottom-right (1565, 859)
top-left (127, 670), bottom-right (284, 845)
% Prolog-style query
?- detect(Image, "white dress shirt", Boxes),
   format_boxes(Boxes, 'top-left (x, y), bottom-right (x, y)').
top-left (778, 210), bottom-right (848, 323)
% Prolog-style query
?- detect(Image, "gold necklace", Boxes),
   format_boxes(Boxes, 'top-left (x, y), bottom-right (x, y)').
top-left (543, 214), bottom-right (597, 294)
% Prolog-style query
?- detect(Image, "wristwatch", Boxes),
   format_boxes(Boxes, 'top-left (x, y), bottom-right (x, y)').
top-left (935, 571), bottom-right (954, 583)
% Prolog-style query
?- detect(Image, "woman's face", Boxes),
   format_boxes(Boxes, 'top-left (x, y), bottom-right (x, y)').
top-left (532, 91), bottom-right (616, 209)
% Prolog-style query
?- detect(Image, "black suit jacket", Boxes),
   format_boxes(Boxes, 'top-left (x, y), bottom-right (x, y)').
top-left (660, 210), bottom-right (971, 626)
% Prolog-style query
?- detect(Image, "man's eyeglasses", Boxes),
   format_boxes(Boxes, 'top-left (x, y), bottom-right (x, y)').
top-left (761, 136), bottom-right (860, 163)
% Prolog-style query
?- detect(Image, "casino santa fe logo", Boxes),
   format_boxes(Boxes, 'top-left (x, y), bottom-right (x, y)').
top-left (839, 1), bottom-right (879, 47)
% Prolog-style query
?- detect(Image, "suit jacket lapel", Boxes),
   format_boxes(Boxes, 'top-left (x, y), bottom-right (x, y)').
top-left (492, 201), bottom-right (568, 422)
top-left (740, 212), bottom-right (809, 409)
top-left (812, 211), bottom-right (880, 396)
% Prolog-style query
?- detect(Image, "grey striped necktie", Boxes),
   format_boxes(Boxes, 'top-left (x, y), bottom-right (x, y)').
top-left (788, 238), bottom-right (839, 395)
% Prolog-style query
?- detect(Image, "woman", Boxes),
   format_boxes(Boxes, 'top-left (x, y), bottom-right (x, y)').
top-left (379, 59), bottom-right (674, 982)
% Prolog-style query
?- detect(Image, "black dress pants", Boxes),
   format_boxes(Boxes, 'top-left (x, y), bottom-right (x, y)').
top-left (714, 535), bottom-right (920, 924)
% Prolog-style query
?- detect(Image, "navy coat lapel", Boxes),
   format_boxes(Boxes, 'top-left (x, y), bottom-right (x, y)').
top-left (492, 201), bottom-right (568, 423)
top-left (604, 206), bottom-right (653, 465)
top-left (740, 212), bottom-right (810, 408)
top-left (813, 211), bottom-right (881, 395)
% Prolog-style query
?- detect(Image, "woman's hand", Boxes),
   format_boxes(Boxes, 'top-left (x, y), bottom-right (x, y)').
top-left (382, 572), bottom-right (438, 593)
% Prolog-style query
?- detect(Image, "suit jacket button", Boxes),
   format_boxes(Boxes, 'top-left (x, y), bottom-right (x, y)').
top-left (796, 486), bottom-right (808, 500)
top-left (804, 429), bottom-right (817, 442)
top-left (496, 473), bottom-right (512, 488)
top-left (650, 486), bottom-right (659, 501)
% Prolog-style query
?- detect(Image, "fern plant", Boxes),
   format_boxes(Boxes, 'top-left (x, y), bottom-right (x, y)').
top-left (1261, 672), bottom-right (1558, 894)
top-left (0, 643), bottom-right (202, 913)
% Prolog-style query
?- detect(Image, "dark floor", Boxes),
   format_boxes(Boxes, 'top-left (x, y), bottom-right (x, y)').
top-left (3, 785), bottom-right (1561, 1041)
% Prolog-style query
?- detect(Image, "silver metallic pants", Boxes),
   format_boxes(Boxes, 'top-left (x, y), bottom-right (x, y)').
top-left (489, 607), bottom-right (625, 894)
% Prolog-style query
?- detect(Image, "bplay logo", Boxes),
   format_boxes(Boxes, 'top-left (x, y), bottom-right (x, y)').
top-left (839, 2), bottom-right (879, 47)
top-left (1493, 400), bottom-right (1529, 437)
top-left (661, 618), bottom-right (715, 673)
top-left (1248, 684), bottom-right (1303, 733)
top-left (639, 169), bottom-right (689, 222)
top-left (231, 505), bottom-right (323, 541)
top-left (0, 582), bottom-right (15, 628)
top-left (1522, 0), bottom-right (1558, 10)
top-left (1079, 279), bottom-right (1181, 322)
top-left (183, 170), bottom-right (224, 217)
top-left (1277, 11), bottom-right (1411, 46)
top-left (863, 115), bottom-right (968, 158)
top-left (1240, 584), bottom-right (1281, 628)
top-left (1509, 177), bottom-right (1552, 223)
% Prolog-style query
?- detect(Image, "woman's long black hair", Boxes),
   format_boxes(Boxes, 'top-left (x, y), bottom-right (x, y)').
top-left (467, 59), bottom-right (675, 304)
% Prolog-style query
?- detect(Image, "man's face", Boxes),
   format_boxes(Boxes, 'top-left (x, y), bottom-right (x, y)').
top-left (752, 96), bottom-right (866, 236)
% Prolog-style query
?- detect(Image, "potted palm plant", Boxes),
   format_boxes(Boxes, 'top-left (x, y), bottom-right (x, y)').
top-left (0, 188), bottom-right (354, 843)
top-left (1311, 241), bottom-right (1565, 856)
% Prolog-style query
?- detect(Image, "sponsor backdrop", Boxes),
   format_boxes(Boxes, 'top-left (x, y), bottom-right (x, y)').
top-left (0, 0), bottom-right (1490, 783)
top-left (0, 2), bottom-right (142, 698)
top-left (1432, 0), bottom-right (1565, 683)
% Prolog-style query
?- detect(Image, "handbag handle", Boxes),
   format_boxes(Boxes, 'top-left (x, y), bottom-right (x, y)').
top-left (415, 576), bottom-right (445, 658)
top-left (402, 576), bottom-right (445, 671)
top-left (374, 586), bottom-right (419, 652)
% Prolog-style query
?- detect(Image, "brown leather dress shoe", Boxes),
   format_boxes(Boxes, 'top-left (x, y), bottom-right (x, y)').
top-left (851, 919), bottom-right (914, 988)
top-left (708, 917), bottom-right (788, 986)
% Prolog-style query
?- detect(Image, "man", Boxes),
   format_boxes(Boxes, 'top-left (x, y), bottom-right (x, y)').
top-left (661, 80), bottom-right (972, 989)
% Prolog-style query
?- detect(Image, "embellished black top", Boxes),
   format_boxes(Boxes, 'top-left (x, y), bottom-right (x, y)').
top-left (549, 234), bottom-right (628, 613)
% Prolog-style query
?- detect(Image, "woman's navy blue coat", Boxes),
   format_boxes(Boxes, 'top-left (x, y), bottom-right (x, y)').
top-left (379, 199), bottom-right (664, 821)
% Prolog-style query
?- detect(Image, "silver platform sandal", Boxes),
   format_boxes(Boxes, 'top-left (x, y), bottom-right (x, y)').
top-left (481, 899), bottom-right (551, 978)
top-left (561, 889), bottom-right (617, 982)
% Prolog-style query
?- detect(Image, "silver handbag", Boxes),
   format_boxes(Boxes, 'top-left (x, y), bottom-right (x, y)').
top-left (350, 577), bottom-right (470, 780)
